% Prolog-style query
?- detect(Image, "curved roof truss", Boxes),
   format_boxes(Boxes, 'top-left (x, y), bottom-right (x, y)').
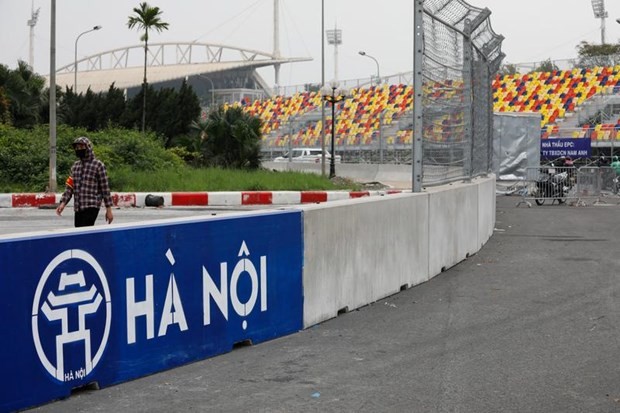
top-left (58, 42), bottom-right (295, 74)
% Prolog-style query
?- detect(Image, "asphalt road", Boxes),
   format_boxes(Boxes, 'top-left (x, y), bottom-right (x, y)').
top-left (0, 205), bottom-right (269, 237)
top-left (25, 196), bottom-right (620, 412)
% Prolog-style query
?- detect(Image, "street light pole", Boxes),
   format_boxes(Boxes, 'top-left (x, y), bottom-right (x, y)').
top-left (49, 0), bottom-right (57, 193)
top-left (358, 51), bottom-right (380, 85)
top-left (323, 85), bottom-right (347, 179)
top-left (330, 89), bottom-right (336, 178)
top-left (197, 74), bottom-right (215, 108)
top-left (359, 51), bottom-right (383, 163)
top-left (74, 25), bottom-right (102, 92)
top-left (196, 74), bottom-right (215, 109)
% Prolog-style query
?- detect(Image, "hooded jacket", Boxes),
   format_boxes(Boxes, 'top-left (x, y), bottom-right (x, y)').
top-left (60, 137), bottom-right (113, 211)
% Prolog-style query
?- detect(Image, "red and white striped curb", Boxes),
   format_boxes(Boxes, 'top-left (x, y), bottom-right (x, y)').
top-left (0, 190), bottom-right (403, 208)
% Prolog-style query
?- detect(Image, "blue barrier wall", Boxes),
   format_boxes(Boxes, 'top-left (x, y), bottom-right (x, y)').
top-left (0, 211), bottom-right (303, 413)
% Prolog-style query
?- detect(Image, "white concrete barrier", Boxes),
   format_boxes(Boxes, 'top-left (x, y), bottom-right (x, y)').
top-left (427, 182), bottom-right (480, 276)
top-left (263, 161), bottom-right (412, 184)
top-left (0, 194), bottom-right (11, 208)
top-left (300, 175), bottom-right (495, 328)
top-left (478, 177), bottom-right (496, 248)
top-left (375, 164), bottom-right (414, 184)
top-left (301, 192), bottom-right (429, 328)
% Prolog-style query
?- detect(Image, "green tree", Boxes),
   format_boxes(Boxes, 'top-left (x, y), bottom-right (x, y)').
top-left (497, 63), bottom-right (518, 77)
top-left (175, 80), bottom-right (201, 137)
top-left (127, 2), bottom-right (169, 134)
top-left (169, 132), bottom-right (204, 166)
top-left (80, 88), bottom-right (100, 131)
top-left (58, 87), bottom-right (79, 126)
top-left (37, 85), bottom-right (62, 125)
top-left (148, 86), bottom-right (176, 141)
top-left (0, 61), bottom-right (45, 128)
top-left (0, 87), bottom-right (11, 124)
top-left (531, 59), bottom-right (559, 73)
top-left (201, 106), bottom-right (262, 169)
top-left (101, 83), bottom-right (127, 126)
top-left (304, 83), bottom-right (321, 93)
top-left (122, 82), bottom-right (200, 146)
top-left (59, 83), bottom-right (126, 130)
top-left (575, 41), bottom-right (620, 68)
top-left (120, 85), bottom-right (150, 130)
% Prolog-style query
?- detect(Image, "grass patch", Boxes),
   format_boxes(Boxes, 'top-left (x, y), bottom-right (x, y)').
top-left (110, 167), bottom-right (360, 192)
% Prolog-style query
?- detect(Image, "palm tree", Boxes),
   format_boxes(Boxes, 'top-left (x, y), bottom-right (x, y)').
top-left (0, 61), bottom-right (45, 127)
top-left (127, 2), bottom-right (169, 133)
top-left (0, 87), bottom-right (10, 124)
top-left (201, 106), bottom-right (263, 169)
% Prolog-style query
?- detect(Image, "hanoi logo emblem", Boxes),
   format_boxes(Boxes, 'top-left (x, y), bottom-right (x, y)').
top-left (31, 249), bottom-right (112, 382)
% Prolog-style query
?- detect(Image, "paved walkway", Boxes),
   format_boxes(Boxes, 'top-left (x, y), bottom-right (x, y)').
top-left (30, 196), bottom-right (620, 412)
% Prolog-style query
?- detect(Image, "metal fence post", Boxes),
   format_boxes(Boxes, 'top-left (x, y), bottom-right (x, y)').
top-left (412, 0), bottom-right (424, 192)
top-left (463, 19), bottom-right (474, 181)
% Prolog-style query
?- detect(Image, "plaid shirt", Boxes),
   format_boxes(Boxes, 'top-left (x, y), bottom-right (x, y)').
top-left (61, 138), bottom-right (113, 211)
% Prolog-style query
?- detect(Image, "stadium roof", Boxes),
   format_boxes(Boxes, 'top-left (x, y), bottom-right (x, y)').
top-left (47, 42), bottom-right (312, 94)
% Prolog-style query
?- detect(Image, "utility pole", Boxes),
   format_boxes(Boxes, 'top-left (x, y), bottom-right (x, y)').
top-left (49, 0), bottom-right (57, 193)
top-left (273, 0), bottom-right (281, 94)
top-left (321, 0), bottom-right (326, 176)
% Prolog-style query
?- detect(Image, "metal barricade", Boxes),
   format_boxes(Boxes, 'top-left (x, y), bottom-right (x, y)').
top-left (598, 166), bottom-right (618, 194)
top-left (585, 166), bottom-right (620, 205)
top-left (518, 166), bottom-right (577, 207)
top-left (574, 166), bottom-right (601, 202)
top-left (518, 166), bottom-right (620, 207)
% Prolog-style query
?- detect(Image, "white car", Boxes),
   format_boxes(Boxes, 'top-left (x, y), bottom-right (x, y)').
top-left (273, 148), bottom-right (341, 163)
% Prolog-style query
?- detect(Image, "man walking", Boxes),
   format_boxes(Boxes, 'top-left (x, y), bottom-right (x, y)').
top-left (56, 137), bottom-right (114, 227)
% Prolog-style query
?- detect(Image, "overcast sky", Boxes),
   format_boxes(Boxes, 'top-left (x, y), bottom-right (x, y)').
top-left (1, 0), bottom-right (620, 87)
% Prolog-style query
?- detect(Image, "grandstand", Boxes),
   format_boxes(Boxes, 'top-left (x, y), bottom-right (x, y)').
top-left (241, 83), bottom-right (414, 147)
top-left (236, 83), bottom-right (416, 162)
top-left (248, 63), bottom-right (620, 161)
top-left (493, 65), bottom-right (620, 144)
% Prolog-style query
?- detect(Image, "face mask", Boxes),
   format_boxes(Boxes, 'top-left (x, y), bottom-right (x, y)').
top-left (75, 149), bottom-right (87, 159)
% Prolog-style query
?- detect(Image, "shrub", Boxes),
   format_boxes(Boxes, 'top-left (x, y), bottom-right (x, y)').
top-left (0, 124), bottom-right (183, 191)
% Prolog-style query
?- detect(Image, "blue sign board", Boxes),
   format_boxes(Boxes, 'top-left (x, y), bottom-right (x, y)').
top-left (0, 211), bottom-right (303, 412)
top-left (541, 137), bottom-right (591, 159)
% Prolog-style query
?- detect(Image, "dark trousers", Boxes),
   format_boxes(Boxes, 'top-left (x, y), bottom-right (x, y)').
top-left (75, 208), bottom-right (100, 227)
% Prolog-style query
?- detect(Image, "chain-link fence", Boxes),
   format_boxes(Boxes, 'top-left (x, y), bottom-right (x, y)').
top-left (415, 0), bottom-right (504, 186)
top-left (261, 0), bottom-right (503, 190)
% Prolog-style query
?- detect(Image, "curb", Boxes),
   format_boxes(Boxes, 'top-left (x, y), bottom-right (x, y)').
top-left (0, 190), bottom-right (404, 208)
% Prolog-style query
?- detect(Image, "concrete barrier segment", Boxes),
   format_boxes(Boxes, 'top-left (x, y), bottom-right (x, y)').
top-left (272, 191), bottom-right (302, 205)
top-left (242, 191), bottom-right (273, 205)
top-left (0, 194), bottom-right (12, 208)
top-left (171, 192), bottom-right (208, 206)
top-left (300, 177), bottom-right (495, 328)
top-left (113, 193), bottom-right (137, 207)
top-left (12, 193), bottom-right (56, 208)
top-left (207, 192), bottom-right (243, 206)
top-left (300, 191), bottom-right (328, 203)
top-left (1, 190), bottom-right (403, 208)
